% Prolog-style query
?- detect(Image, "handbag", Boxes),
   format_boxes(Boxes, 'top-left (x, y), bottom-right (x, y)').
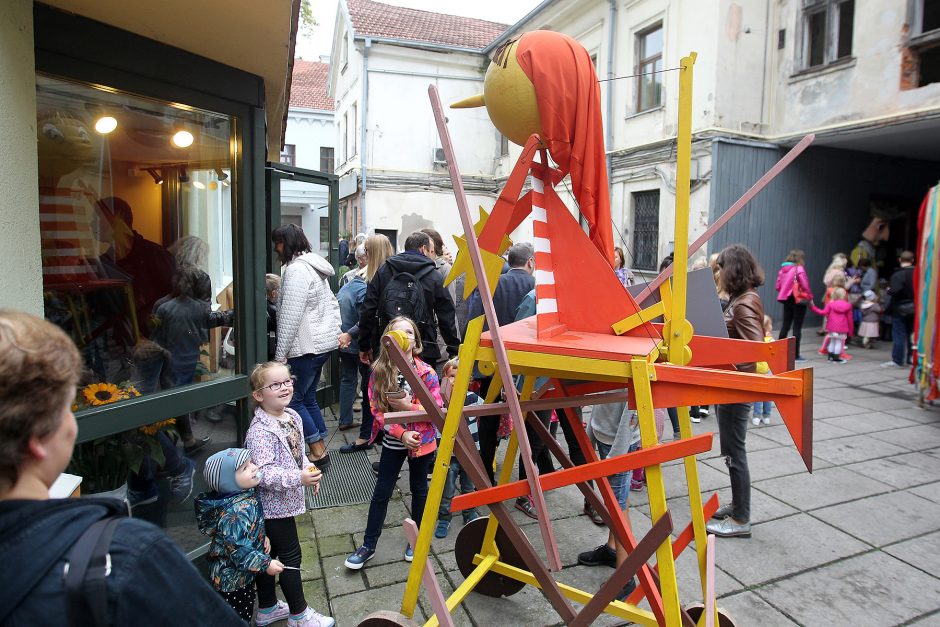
top-left (791, 276), bottom-right (809, 304)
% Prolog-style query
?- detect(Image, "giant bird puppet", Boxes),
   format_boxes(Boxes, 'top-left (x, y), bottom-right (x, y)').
top-left (359, 30), bottom-right (815, 627)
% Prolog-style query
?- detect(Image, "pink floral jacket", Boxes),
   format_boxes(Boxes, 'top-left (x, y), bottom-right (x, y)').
top-left (245, 406), bottom-right (312, 519)
top-left (368, 356), bottom-right (441, 458)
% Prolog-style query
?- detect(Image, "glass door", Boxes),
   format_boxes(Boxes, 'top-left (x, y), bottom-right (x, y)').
top-left (266, 163), bottom-right (340, 408)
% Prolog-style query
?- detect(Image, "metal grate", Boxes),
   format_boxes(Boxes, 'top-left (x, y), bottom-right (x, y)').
top-left (633, 190), bottom-right (660, 270)
top-left (305, 448), bottom-right (377, 509)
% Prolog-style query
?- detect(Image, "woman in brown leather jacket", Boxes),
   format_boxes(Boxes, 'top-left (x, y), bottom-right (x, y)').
top-left (705, 245), bottom-right (765, 538)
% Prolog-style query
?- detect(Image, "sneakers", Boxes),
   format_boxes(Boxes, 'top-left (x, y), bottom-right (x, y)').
top-left (751, 416), bottom-right (761, 426)
top-left (256, 600), bottom-right (290, 626)
top-left (577, 543), bottom-right (616, 568)
top-left (287, 607), bottom-right (335, 627)
top-left (761, 415), bottom-right (771, 425)
top-left (371, 461), bottom-right (381, 476)
top-left (340, 441), bottom-right (372, 454)
top-left (169, 457), bottom-right (196, 504)
top-left (795, 355), bottom-right (807, 363)
top-left (831, 356), bottom-right (847, 364)
top-left (404, 544), bottom-right (414, 562)
top-left (630, 479), bottom-right (645, 491)
top-left (616, 577), bottom-right (638, 601)
top-left (690, 415), bottom-right (702, 424)
top-left (344, 545), bottom-right (375, 570)
top-left (700, 407), bottom-right (710, 417)
top-left (705, 516), bottom-right (751, 538)
top-left (183, 435), bottom-right (211, 456)
top-left (435, 519), bottom-right (451, 539)
top-left (462, 510), bottom-right (482, 525)
top-left (126, 484), bottom-right (158, 507)
top-left (515, 497), bottom-right (538, 520)
top-left (880, 361), bottom-right (903, 368)
top-left (582, 502), bottom-right (605, 526)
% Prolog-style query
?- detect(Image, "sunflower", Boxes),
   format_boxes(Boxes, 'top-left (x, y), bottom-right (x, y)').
top-left (138, 418), bottom-right (176, 436)
top-left (82, 383), bottom-right (121, 406)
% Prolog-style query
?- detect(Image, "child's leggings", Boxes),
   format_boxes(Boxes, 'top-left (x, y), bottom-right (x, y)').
top-left (828, 334), bottom-right (845, 355)
top-left (256, 516), bottom-right (306, 615)
top-left (220, 585), bottom-right (255, 621)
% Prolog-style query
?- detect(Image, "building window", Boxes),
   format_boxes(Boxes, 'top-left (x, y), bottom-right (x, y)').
top-left (280, 144), bottom-right (296, 166)
top-left (636, 23), bottom-right (663, 112)
top-left (499, 133), bottom-right (509, 156)
top-left (341, 113), bottom-right (347, 163)
top-left (349, 103), bottom-right (357, 157)
top-left (632, 190), bottom-right (660, 270)
top-left (905, 0), bottom-right (940, 88)
top-left (320, 147), bottom-right (335, 173)
top-left (801, 0), bottom-right (854, 69)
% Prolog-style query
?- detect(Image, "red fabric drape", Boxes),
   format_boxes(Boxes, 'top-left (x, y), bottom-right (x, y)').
top-left (516, 30), bottom-right (614, 265)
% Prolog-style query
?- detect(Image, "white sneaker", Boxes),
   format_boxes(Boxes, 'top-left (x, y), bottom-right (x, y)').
top-left (288, 607), bottom-right (335, 627)
top-left (880, 361), bottom-right (902, 368)
top-left (751, 416), bottom-right (761, 426)
top-left (256, 600), bottom-right (290, 626)
top-left (690, 415), bottom-right (702, 424)
top-left (700, 408), bottom-right (710, 417)
top-left (761, 415), bottom-right (771, 425)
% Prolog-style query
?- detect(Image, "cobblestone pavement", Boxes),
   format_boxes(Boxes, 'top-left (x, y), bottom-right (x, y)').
top-left (285, 338), bottom-right (940, 626)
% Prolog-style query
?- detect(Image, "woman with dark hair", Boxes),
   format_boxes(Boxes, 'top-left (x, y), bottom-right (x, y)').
top-left (775, 248), bottom-right (813, 361)
top-left (705, 244), bottom-right (765, 538)
top-left (271, 224), bottom-right (341, 469)
top-left (613, 246), bottom-right (634, 287)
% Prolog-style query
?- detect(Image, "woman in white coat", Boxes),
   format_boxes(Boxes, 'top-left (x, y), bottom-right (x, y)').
top-left (272, 224), bottom-right (341, 468)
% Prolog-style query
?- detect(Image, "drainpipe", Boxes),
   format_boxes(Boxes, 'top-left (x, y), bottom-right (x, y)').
top-left (360, 37), bottom-right (371, 232)
top-left (606, 0), bottom-right (617, 185)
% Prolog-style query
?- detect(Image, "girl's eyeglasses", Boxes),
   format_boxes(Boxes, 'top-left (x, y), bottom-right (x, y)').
top-left (256, 377), bottom-right (296, 392)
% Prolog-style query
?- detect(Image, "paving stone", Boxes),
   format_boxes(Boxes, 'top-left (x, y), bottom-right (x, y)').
top-left (823, 411), bottom-right (922, 435)
top-left (910, 613), bottom-right (940, 626)
top-left (909, 481), bottom-right (940, 504)
top-left (459, 577), bottom-right (564, 626)
top-left (713, 514), bottom-right (868, 585)
top-left (715, 591), bottom-right (799, 626)
top-left (847, 394), bottom-right (921, 412)
top-left (758, 420), bottom-right (853, 444)
top-left (812, 434), bottom-right (911, 465)
top-left (870, 424), bottom-right (940, 451)
top-left (758, 551), bottom-right (940, 626)
top-left (702, 444), bottom-right (826, 483)
top-left (661, 458), bottom-right (731, 495)
top-left (640, 487), bottom-right (797, 538)
top-left (811, 399), bottom-right (864, 419)
top-left (886, 406), bottom-right (940, 425)
top-left (740, 431), bottom-right (786, 452)
top-left (672, 545), bottom-right (744, 601)
top-left (318, 533), bottom-right (355, 558)
top-left (300, 578), bottom-right (330, 617)
top-left (329, 581), bottom-right (429, 626)
top-left (321, 554), bottom-right (368, 597)
top-left (313, 502), bottom-right (371, 536)
top-left (883, 530), bottom-right (940, 575)
top-left (752, 466), bottom-right (892, 510)
top-left (352, 524), bottom-right (414, 567)
top-left (298, 540), bottom-right (323, 579)
top-left (364, 558), bottom-right (416, 588)
top-left (844, 452), bottom-right (940, 489)
top-left (812, 490), bottom-right (940, 546)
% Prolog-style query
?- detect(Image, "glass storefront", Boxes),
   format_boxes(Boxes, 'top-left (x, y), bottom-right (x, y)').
top-left (37, 75), bottom-right (238, 404)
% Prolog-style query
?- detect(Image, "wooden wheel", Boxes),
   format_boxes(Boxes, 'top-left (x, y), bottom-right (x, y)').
top-left (357, 610), bottom-right (422, 627)
top-left (684, 603), bottom-right (738, 627)
top-left (454, 516), bottom-right (527, 597)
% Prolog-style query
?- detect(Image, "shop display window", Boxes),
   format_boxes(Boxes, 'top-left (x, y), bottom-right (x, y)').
top-left (36, 74), bottom-right (238, 409)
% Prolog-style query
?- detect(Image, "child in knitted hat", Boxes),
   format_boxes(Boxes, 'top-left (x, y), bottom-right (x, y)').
top-left (858, 289), bottom-right (883, 349)
top-left (195, 448), bottom-right (285, 623)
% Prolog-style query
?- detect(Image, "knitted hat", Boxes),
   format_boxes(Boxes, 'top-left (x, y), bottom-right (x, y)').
top-left (203, 448), bottom-right (251, 493)
top-left (863, 289), bottom-right (876, 301)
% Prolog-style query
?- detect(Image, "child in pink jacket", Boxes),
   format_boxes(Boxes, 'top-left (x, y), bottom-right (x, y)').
top-left (810, 287), bottom-right (854, 364)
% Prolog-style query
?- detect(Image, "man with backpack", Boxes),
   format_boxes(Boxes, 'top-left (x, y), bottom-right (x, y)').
top-left (882, 250), bottom-right (916, 368)
top-left (358, 231), bottom-right (459, 367)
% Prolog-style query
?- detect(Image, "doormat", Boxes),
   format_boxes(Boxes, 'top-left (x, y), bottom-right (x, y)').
top-left (305, 448), bottom-right (376, 509)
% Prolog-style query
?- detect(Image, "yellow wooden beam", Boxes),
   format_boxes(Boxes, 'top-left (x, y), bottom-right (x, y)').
top-left (423, 555), bottom-right (499, 627)
top-left (611, 301), bottom-right (666, 335)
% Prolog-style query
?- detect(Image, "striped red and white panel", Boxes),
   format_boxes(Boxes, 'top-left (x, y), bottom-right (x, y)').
top-left (530, 174), bottom-right (562, 337)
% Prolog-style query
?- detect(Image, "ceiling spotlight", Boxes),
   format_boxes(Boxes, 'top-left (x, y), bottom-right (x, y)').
top-left (214, 167), bottom-right (228, 181)
top-left (94, 116), bottom-right (117, 134)
top-left (192, 180), bottom-right (206, 189)
top-left (146, 168), bottom-right (164, 184)
top-left (179, 166), bottom-right (189, 183)
top-left (172, 130), bottom-right (194, 148)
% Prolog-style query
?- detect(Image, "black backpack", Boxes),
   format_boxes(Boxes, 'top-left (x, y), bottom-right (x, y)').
top-left (64, 513), bottom-right (124, 626)
top-left (379, 266), bottom-right (435, 333)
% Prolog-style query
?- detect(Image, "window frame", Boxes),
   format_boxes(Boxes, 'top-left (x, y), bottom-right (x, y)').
top-left (635, 22), bottom-right (664, 113)
top-left (280, 143), bottom-right (296, 166)
top-left (799, 0), bottom-right (855, 71)
top-left (631, 190), bottom-right (661, 271)
top-left (320, 146), bottom-right (335, 173)
top-left (34, 3), bottom-right (268, 443)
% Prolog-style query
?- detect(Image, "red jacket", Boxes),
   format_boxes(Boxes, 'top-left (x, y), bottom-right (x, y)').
top-left (811, 299), bottom-right (854, 335)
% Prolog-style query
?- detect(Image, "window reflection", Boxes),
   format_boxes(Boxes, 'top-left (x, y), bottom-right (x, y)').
top-left (36, 75), bottom-right (237, 408)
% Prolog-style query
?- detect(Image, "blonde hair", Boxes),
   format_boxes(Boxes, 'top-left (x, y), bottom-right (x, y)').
top-left (831, 274), bottom-right (847, 288)
top-left (370, 317), bottom-right (423, 413)
top-left (831, 287), bottom-right (848, 301)
top-left (442, 357), bottom-right (459, 376)
top-left (264, 273), bottom-right (281, 298)
top-left (249, 361), bottom-right (289, 405)
top-left (0, 310), bottom-right (81, 493)
top-left (365, 234), bottom-right (394, 281)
